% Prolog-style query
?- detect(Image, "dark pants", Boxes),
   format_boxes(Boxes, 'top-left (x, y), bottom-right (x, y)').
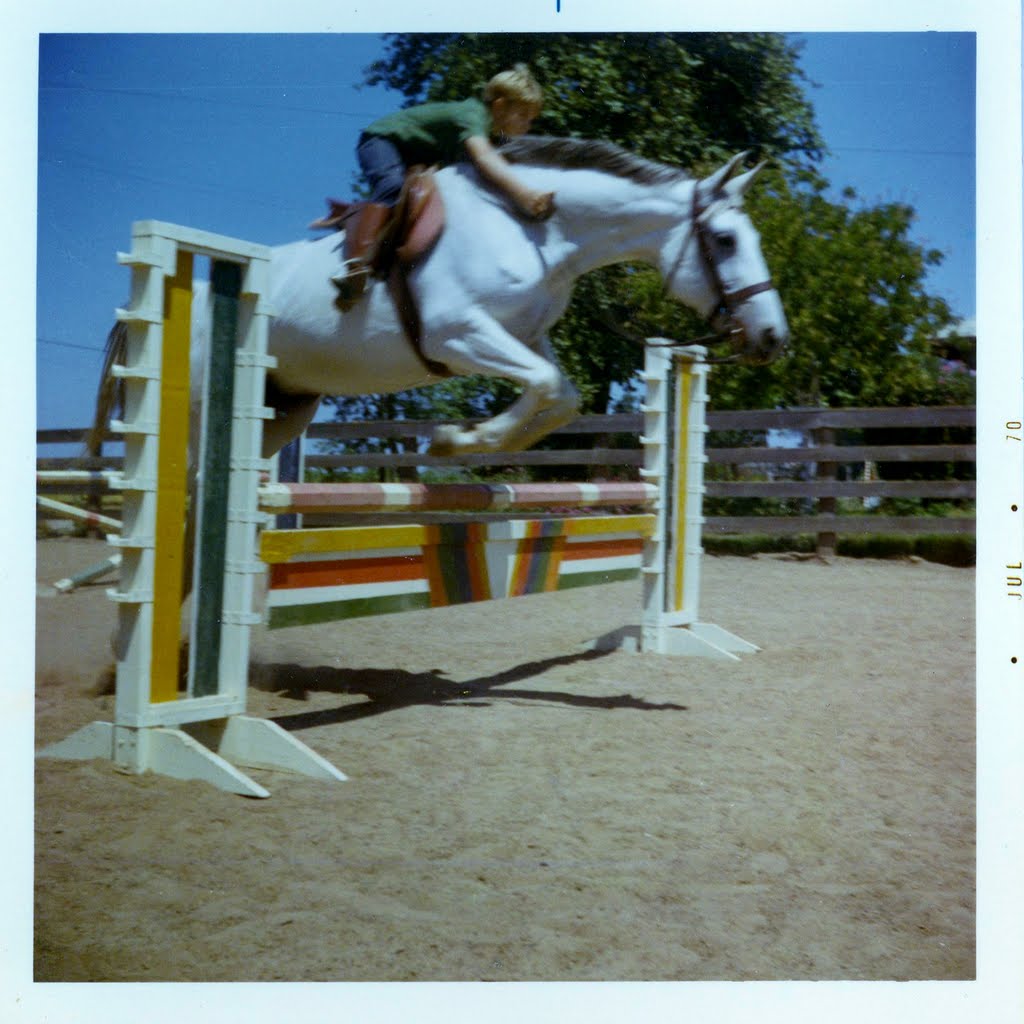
top-left (357, 133), bottom-right (407, 207)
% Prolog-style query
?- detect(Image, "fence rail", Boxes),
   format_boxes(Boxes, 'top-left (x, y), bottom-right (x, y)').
top-left (37, 405), bottom-right (977, 542)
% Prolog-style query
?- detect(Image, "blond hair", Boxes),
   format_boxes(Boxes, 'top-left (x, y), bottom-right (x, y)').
top-left (484, 63), bottom-right (543, 112)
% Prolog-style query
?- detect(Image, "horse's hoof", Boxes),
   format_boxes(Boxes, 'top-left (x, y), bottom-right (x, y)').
top-left (428, 424), bottom-right (460, 457)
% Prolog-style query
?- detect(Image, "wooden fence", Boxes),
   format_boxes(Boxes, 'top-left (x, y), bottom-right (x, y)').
top-left (37, 405), bottom-right (976, 548)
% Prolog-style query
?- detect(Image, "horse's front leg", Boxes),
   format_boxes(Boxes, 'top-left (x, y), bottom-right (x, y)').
top-left (496, 332), bottom-right (582, 450)
top-left (426, 323), bottom-right (579, 456)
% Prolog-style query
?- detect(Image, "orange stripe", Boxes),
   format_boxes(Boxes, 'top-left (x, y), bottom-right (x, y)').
top-left (270, 554), bottom-right (426, 590)
top-left (562, 537), bottom-right (644, 561)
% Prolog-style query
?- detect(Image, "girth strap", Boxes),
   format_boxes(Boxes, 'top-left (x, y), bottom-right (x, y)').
top-left (386, 266), bottom-right (450, 378)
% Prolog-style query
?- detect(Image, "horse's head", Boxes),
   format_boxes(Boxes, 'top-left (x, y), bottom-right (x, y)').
top-left (664, 153), bottom-right (788, 365)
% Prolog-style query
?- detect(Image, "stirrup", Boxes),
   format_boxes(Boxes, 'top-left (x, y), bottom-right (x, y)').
top-left (332, 264), bottom-right (371, 311)
top-left (331, 257), bottom-right (365, 285)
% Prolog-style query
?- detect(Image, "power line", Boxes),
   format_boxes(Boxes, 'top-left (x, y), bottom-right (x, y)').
top-left (39, 153), bottom-right (312, 214)
top-left (828, 145), bottom-right (972, 158)
top-left (40, 84), bottom-right (973, 159)
top-left (38, 337), bottom-right (105, 354)
top-left (39, 81), bottom-right (380, 119)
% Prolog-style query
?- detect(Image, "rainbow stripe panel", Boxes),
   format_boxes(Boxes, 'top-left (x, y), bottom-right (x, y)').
top-left (259, 515), bottom-right (655, 629)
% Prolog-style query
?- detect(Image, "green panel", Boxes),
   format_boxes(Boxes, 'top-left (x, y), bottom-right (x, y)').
top-left (556, 567), bottom-right (640, 590)
top-left (267, 591), bottom-right (433, 629)
top-left (191, 260), bottom-right (241, 697)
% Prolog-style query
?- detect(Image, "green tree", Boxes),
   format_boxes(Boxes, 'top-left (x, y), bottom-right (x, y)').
top-left (365, 32), bottom-right (822, 171)
top-left (708, 171), bottom-right (960, 409)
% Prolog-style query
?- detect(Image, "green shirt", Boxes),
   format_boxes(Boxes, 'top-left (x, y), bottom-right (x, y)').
top-left (364, 98), bottom-right (493, 166)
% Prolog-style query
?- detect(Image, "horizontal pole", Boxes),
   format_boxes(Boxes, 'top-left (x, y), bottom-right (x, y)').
top-left (37, 428), bottom-right (96, 444)
top-left (706, 480), bottom-right (976, 499)
top-left (36, 495), bottom-right (122, 532)
top-left (37, 457), bottom-right (124, 471)
top-left (307, 448), bottom-right (644, 469)
top-left (37, 406), bottom-right (978, 448)
top-left (305, 413), bottom-right (644, 441)
top-left (37, 469), bottom-right (124, 486)
top-left (131, 219), bottom-right (272, 264)
top-left (706, 444), bottom-right (976, 465)
top-left (704, 515), bottom-right (976, 536)
top-left (707, 405), bottom-right (975, 430)
top-left (53, 553), bottom-right (123, 593)
top-left (258, 481), bottom-right (658, 514)
top-left (301, 405), bottom-right (976, 437)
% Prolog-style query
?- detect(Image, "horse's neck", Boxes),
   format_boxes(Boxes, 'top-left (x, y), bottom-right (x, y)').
top-left (499, 166), bottom-right (690, 273)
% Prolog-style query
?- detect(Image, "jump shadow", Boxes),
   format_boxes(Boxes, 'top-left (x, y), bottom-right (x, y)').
top-left (252, 647), bottom-right (688, 732)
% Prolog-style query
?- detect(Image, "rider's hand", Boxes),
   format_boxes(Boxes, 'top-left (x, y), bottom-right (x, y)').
top-left (519, 190), bottom-right (556, 221)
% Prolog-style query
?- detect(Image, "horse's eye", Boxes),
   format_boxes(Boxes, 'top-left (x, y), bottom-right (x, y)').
top-left (715, 232), bottom-right (736, 254)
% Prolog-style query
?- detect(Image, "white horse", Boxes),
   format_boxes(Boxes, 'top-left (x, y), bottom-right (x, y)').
top-left (91, 138), bottom-right (787, 466)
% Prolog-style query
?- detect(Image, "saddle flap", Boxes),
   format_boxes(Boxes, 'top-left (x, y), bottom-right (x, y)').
top-left (312, 169), bottom-right (445, 268)
top-left (394, 168), bottom-right (445, 265)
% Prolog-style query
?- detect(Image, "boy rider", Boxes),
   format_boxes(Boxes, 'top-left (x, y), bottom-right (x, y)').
top-left (332, 63), bottom-right (555, 306)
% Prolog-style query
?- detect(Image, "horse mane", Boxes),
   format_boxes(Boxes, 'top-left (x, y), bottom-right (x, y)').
top-left (499, 136), bottom-right (690, 185)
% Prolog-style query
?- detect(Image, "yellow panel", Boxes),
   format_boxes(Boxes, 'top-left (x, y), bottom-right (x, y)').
top-left (149, 250), bottom-right (193, 703)
top-left (260, 524), bottom-right (433, 563)
top-left (561, 514), bottom-right (656, 537)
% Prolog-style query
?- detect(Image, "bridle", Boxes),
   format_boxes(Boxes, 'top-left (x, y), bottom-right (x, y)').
top-left (650, 186), bottom-right (777, 364)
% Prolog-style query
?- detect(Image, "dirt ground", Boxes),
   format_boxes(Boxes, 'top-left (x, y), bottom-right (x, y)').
top-left (33, 536), bottom-right (975, 983)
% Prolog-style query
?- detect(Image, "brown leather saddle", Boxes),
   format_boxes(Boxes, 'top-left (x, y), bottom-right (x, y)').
top-left (310, 168), bottom-right (448, 376)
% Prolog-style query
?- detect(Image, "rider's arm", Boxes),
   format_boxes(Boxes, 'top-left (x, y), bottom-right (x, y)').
top-left (464, 136), bottom-right (554, 220)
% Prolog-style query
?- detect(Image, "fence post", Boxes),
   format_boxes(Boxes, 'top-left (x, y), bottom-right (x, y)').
top-left (813, 425), bottom-right (837, 558)
top-left (275, 435), bottom-right (304, 530)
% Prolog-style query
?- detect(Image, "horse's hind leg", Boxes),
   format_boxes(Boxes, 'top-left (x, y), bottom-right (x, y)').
top-left (436, 373), bottom-right (579, 454)
top-left (261, 385), bottom-right (323, 459)
top-left (428, 328), bottom-right (580, 456)
top-left (496, 375), bottom-right (580, 451)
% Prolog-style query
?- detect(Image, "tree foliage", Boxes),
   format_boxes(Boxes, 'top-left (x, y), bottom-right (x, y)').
top-left (714, 170), bottom-right (961, 409)
top-left (365, 32), bottom-right (823, 171)
top-left (326, 32), bottom-right (967, 428)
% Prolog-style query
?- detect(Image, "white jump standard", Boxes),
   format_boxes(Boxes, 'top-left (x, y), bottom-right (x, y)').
top-left (39, 221), bottom-right (346, 798)
top-left (627, 342), bottom-right (758, 659)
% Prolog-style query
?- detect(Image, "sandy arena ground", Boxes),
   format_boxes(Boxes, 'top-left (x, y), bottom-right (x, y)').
top-left (33, 536), bottom-right (974, 983)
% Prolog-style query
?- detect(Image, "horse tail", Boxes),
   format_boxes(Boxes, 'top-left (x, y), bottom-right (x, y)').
top-left (83, 319), bottom-right (127, 459)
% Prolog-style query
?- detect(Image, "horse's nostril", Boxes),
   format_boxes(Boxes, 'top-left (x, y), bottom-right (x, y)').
top-left (758, 326), bottom-right (785, 363)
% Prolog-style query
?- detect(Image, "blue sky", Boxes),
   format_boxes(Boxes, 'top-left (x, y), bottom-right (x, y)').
top-left (35, 31), bottom-right (976, 433)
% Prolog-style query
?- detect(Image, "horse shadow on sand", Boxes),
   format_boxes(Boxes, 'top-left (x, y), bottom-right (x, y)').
top-left (251, 646), bottom-right (688, 733)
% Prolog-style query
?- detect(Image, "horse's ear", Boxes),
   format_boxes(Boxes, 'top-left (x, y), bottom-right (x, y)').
top-left (701, 151), bottom-right (749, 194)
top-left (725, 160), bottom-right (768, 199)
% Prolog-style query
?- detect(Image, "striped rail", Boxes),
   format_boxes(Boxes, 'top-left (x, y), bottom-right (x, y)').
top-left (257, 480), bottom-right (658, 515)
